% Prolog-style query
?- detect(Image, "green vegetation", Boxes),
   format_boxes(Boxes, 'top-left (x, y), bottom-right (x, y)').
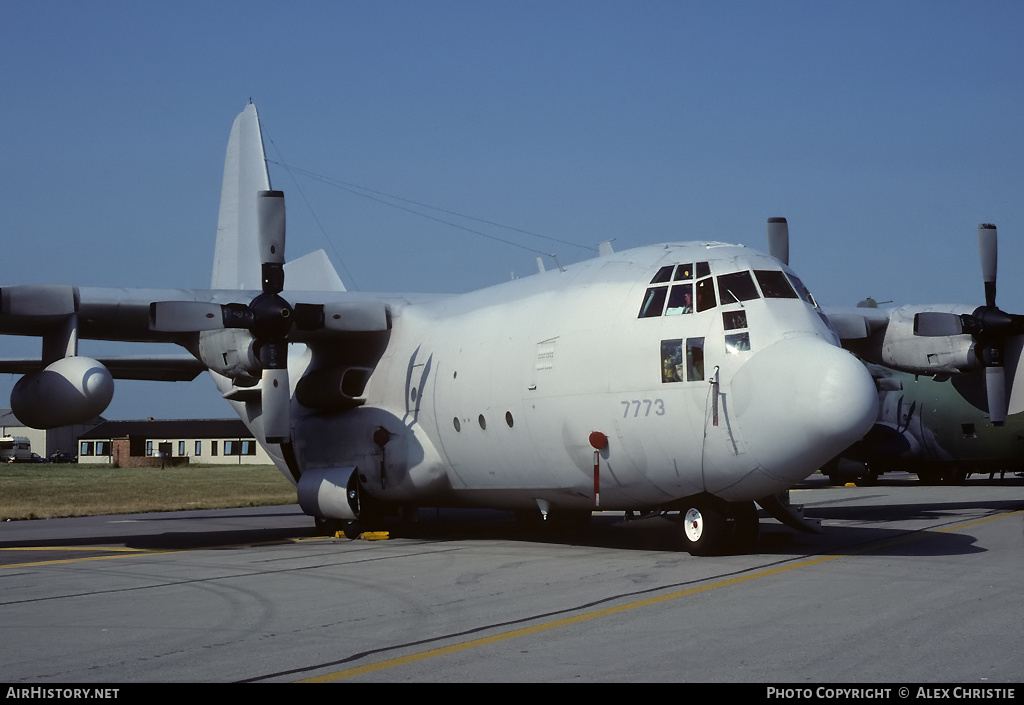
top-left (0, 464), bottom-right (296, 520)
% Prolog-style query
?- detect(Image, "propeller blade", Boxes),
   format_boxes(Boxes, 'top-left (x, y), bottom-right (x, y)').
top-left (914, 312), bottom-right (964, 337)
top-left (257, 190), bottom-right (286, 265)
top-left (258, 190), bottom-right (286, 295)
top-left (150, 301), bottom-right (226, 332)
top-left (767, 217), bottom-right (789, 266)
top-left (979, 223), bottom-right (997, 308)
top-left (986, 365), bottom-right (1007, 426)
top-left (257, 338), bottom-right (291, 443)
top-left (261, 366), bottom-right (291, 443)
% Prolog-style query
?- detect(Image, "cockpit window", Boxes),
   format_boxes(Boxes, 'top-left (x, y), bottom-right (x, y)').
top-left (754, 270), bottom-right (799, 299)
top-left (638, 286), bottom-right (668, 317)
top-left (640, 261), bottom-right (715, 319)
top-left (665, 283), bottom-right (693, 315)
top-left (650, 266), bottom-right (674, 284)
top-left (673, 264), bottom-right (694, 281)
top-left (717, 271), bottom-right (760, 304)
top-left (787, 273), bottom-right (818, 308)
top-left (695, 277), bottom-right (717, 312)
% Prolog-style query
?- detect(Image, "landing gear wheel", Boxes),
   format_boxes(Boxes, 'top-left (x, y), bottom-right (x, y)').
top-left (680, 502), bottom-right (727, 556)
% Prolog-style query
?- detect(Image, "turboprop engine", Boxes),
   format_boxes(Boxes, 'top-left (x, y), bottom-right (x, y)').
top-left (11, 356), bottom-right (114, 429)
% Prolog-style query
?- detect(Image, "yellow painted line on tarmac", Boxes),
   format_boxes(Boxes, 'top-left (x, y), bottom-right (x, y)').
top-left (0, 536), bottom-right (328, 569)
top-left (298, 508), bottom-right (1024, 683)
top-left (1, 546), bottom-right (148, 552)
top-left (0, 549), bottom-right (178, 569)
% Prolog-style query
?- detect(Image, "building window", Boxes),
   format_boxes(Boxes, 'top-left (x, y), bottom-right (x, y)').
top-left (80, 442), bottom-right (94, 456)
top-left (195, 441), bottom-right (202, 457)
top-left (95, 441), bottom-right (111, 456)
top-left (178, 441), bottom-right (185, 456)
top-left (146, 441), bottom-right (153, 457)
top-left (211, 441), bottom-right (218, 456)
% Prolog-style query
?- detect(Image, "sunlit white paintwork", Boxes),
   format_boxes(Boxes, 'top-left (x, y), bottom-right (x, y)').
top-left (283, 242), bottom-right (878, 512)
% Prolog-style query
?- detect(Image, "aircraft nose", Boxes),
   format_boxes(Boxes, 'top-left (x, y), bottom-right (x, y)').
top-left (728, 336), bottom-right (878, 487)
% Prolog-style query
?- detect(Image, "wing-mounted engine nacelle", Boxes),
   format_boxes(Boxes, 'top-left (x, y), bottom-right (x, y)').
top-left (197, 329), bottom-right (261, 386)
top-left (11, 356), bottom-right (114, 429)
top-left (854, 305), bottom-right (979, 376)
top-left (297, 466), bottom-right (361, 521)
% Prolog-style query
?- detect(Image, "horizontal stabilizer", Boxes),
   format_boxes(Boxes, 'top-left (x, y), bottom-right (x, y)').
top-left (284, 250), bottom-right (346, 292)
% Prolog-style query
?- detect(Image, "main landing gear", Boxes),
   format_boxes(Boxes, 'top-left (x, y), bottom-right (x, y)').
top-left (676, 498), bottom-right (759, 556)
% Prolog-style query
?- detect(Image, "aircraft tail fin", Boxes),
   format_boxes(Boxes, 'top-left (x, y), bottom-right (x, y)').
top-left (211, 103), bottom-right (271, 290)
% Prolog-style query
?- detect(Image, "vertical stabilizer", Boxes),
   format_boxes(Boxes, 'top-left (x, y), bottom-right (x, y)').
top-left (212, 103), bottom-right (271, 290)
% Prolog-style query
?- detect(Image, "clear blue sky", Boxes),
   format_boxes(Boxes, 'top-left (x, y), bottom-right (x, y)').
top-left (1, 1), bottom-right (1023, 419)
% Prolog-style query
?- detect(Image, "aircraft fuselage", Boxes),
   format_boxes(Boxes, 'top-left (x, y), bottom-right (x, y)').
top-left (283, 241), bottom-right (878, 515)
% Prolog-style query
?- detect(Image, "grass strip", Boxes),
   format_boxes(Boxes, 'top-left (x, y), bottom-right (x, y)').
top-left (0, 463), bottom-right (296, 520)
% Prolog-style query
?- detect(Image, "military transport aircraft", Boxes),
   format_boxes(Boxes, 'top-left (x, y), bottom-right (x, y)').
top-left (824, 362), bottom-right (1024, 485)
top-left (820, 227), bottom-right (1024, 485)
top-left (0, 103), bottom-right (1003, 554)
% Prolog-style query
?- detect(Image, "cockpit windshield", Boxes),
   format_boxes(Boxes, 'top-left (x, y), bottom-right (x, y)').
top-left (753, 270), bottom-right (798, 299)
top-left (639, 263), bottom-right (819, 319)
top-left (717, 271), bottom-right (759, 304)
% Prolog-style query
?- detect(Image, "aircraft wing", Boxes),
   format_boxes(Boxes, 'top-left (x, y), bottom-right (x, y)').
top-left (0, 354), bottom-right (206, 381)
top-left (823, 303), bottom-right (981, 376)
top-left (821, 306), bottom-right (892, 341)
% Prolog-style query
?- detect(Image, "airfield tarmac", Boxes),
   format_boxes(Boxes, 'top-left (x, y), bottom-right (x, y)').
top-left (1, 472), bottom-right (1022, 684)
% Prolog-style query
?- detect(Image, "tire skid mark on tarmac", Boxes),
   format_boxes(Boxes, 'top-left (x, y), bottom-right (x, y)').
top-left (259, 508), bottom-right (1024, 683)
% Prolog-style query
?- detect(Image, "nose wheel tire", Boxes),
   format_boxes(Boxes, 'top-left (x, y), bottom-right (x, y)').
top-left (679, 500), bottom-right (759, 556)
top-left (680, 502), bottom-right (727, 556)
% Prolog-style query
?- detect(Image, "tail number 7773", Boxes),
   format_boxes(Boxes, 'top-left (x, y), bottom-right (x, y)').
top-left (620, 399), bottom-right (666, 418)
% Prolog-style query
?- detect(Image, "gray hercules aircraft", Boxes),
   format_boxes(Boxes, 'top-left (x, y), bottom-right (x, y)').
top-left (0, 104), bottom-right (1005, 553)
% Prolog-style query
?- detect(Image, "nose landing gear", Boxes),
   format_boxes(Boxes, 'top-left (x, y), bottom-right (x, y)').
top-left (677, 498), bottom-right (759, 556)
